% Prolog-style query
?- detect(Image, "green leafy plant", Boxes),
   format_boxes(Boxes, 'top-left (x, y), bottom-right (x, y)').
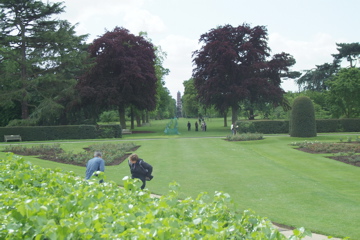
top-left (99, 110), bottom-right (119, 123)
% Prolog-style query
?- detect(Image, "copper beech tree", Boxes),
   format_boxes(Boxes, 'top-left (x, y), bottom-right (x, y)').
top-left (77, 27), bottom-right (157, 128)
top-left (192, 24), bottom-right (296, 124)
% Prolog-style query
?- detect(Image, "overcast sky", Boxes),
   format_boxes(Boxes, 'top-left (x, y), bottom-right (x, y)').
top-left (59, 0), bottom-right (359, 98)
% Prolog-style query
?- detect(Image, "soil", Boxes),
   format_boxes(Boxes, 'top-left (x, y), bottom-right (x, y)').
top-left (296, 147), bottom-right (360, 167)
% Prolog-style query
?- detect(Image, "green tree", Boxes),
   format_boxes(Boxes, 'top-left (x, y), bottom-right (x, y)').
top-left (332, 42), bottom-right (360, 68)
top-left (182, 79), bottom-right (201, 118)
top-left (151, 42), bottom-right (175, 120)
top-left (0, 0), bottom-right (89, 124)
top-left (296, 61), bottom-right (340, 91)
top-left (326, 68), bottom-right (360, 118)
top-left (290, 96), bottom-right (316, 137)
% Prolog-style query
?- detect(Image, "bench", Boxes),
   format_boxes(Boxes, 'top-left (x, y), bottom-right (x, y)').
top-left (4, 135), bottom-right (22, 142)
top-left (122, 129), bottom-right (132, 134)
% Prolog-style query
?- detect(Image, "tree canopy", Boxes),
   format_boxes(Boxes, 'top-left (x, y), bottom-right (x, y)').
top-left (192, 23), bottom-right (296, 123)
top-left (326, 68), bottom-right (360, 118)
top-left (332, 42), bottom-right (360, 68)
top-left (295, 61), bottom-right (340, 92)
top-left (76, 27), bottom-right (157, 128)
top-left (0, 0), bottom-right (89, 124)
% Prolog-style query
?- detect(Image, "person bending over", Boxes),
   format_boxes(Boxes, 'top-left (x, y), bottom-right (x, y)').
top-left (128, 153), bottom-right (153, 189)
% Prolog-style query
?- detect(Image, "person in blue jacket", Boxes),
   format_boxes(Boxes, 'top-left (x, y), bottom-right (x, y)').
top-left (85, 151), bottom-right (105, 183)
top-left (128, 153), bottom-right (153, 189)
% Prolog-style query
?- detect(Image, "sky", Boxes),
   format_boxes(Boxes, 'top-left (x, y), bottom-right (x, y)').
top-left (59, 0), bottom-right (359, 98)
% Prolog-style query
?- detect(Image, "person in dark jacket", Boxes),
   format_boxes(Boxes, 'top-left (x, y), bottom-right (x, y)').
top-left (128, 153), bottom-right (153, 189)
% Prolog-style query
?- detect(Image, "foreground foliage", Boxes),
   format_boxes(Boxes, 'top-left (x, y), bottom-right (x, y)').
top-left (0, 154), bottom-right (312, 239)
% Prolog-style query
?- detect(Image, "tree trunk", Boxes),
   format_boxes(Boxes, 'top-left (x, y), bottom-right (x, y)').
top-left (21, 99), bottom-right (29, 119)
top-left (130, 105), bottom-right (134, 130)
top-left (118, 105), bottom-right (126, 129)
top-left (223, 112), bottom-right (227, 127)
top-left (146, 110), bottom-right (149, 123)
top-left (136, 112), bottom-right (141, 127)
top-left (231, 105), bottom-right (238, 124)
top-left (248, 108), bottom-right (255, 120)
top-left (21, 27), bottom-right (29, 119)
top-left (142, 112), bottom-right (145, 124)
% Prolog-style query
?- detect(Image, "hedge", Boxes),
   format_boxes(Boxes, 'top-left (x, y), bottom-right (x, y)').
top-left (289, 96), bottom-right (317, 137)
top-left (0, 124), bottom-right (122, 142)
top-left (237, 119), bottom-right (360, 134)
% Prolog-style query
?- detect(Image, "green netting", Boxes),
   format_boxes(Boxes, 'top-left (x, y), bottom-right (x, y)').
top-left (164, 118), bottom-right (180, 135)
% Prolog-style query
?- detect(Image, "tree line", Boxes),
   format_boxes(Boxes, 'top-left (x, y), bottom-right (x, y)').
top-left (0, 0), bottom-right (175, 128)
top-left (1, 1), bottom-right (359, 129)
top-left (182, 25), bottom-right (360, 124)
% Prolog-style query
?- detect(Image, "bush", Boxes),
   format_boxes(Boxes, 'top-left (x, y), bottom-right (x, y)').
top-left (226, 132), bottom-right (263, 141)
top-left (0, 125), bottom-right (98, 141)
top-left (99, 110), bottom-right (119, 123)
top-left (290, 96), bottom-right (317, 137)
top-left (6, 119), bottom-right (38, 126)
top-left (0, 124), bottom-right (124, 142)
top-left (238, 120), bottom-right (289, 134)
top-left (97, 124), bottom-right (122, 138)
top-left (237, 121), bottom-right (256, 133)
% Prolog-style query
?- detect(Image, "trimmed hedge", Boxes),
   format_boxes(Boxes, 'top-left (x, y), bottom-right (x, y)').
top-left (0, 124), bottom-right (122, 142)
top-left (236, 119), bottom-right (360, 134)
top-left (290, 96), bottom-right (317, 137)
top-left (316, 119), bottom-right (360, 133)
top-left (97, 124), bottom-right (122, 138)
top-left (238, 120), bottom-right (289, 134)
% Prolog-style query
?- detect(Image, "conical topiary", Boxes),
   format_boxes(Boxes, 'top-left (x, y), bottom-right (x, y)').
top-left (289, 96), bottom-right (317, 137)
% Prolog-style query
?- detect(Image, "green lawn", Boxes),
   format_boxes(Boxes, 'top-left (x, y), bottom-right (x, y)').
top-left (1, 118), bottom-right (359, 239)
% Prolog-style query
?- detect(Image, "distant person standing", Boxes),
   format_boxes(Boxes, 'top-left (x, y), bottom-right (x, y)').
top-left (187, 121), bottom-right (191, 131)
top-left (85, 151), bottom-right (105, 183)
top-left (195, 121), bottom-right (199, 131)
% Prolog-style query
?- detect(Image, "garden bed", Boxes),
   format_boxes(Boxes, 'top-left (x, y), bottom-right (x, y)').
top-left (293, 141), bottom-right (360, 167)
top-left (4, 143), bottom-right (140, 166)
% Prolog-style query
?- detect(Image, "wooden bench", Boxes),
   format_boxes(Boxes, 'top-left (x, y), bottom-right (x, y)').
top-left (4, 135), bottom-right (22, 142)
top-left (122, 129), bottom-right (132, 135)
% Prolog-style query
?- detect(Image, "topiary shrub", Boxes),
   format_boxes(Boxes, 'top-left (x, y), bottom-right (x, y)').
top-left (290, 96), bottom-right (317, 137)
